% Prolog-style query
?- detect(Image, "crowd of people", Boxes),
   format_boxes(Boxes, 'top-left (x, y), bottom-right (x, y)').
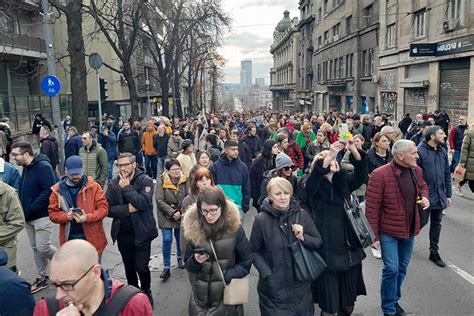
top-left (0, 109), bottom-right (473, 316)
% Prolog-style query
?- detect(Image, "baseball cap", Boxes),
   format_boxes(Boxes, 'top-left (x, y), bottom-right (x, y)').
top-left (65, 155), bottom-right (83, 175)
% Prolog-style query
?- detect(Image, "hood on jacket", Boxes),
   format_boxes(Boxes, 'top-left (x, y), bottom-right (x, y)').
top-left (161, 171), bottom-right (187, 192)
top-left (259, 196), bottom-right (301, 218)
top-left (262, 168), bottom-right (278, 181)
top-left (57, 175), bottom-right (89, 193)
top-left (40, 135), bottom-right (57, 143)
top-left (182, 198), bottom-right (241, 247)
top-left (28, 153), bottom-right (52, 169)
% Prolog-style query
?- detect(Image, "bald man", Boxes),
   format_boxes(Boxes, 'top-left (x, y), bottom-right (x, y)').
top-left (33, 240), bottom-right (153, 316)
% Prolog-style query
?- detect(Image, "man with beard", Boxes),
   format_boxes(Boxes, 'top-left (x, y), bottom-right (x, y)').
top-left (449, 115), bottom-right (468, 175)
top-left (106, 153), bottom-right (158, 306)
top-left (48, 156), bottom-right (108, 258)
top-left (417, 126), bottom-right (452, 267)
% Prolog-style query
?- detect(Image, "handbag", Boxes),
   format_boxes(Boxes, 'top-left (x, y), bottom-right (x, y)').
top-left (289, 212), bottom-right (327, 282)
top-left (344, 195), bottom-right (376, 249)
top-left (454, 164), bottom-right (466, 181)
top-left (209, 239), bottom-right (249, 305)
top-left (411, 169), bottom-right (430, 229)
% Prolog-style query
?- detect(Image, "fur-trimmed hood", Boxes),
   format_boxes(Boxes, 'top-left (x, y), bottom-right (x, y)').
top-left (182, 199), bottom-right (241, 247)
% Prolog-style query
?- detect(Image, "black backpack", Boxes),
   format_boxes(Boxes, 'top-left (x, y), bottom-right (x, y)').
top-left (44, 285), bottom-right (140, 315)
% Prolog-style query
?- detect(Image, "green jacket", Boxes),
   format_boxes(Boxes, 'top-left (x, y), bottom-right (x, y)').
top-left (295, 131), bottom-right (316, 151)
top-left (460, 129), bottom-right (474, 180)
top-left (79, 141), bottom-right (108, 186)
top-left (0, 182), bottom-right (25, 268)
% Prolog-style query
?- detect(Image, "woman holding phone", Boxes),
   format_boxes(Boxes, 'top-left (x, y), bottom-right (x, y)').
top-left (182, 187), bottom-right (252, 315)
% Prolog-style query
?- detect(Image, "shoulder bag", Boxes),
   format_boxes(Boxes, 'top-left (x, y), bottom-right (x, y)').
top-left (288, 212), bottom-right (327, 282)
top-left (209, 239), bottom-right (249, 305)
top-left (344, 194), bottom-right (375, 249)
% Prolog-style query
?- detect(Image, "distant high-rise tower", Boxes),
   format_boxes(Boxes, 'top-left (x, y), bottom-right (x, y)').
top-left (240, 60), bottom-right (253, 90)
top-left (255, 78), bottom-right (265, 87)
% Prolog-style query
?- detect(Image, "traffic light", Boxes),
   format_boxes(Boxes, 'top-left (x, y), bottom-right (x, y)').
top-left (99, 78), bottom-right (108, 103)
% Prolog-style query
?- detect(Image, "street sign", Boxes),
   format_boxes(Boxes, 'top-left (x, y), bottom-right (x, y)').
top-left (409, 43), bottom-right (437, 57)
top-left (41, 75), bottom-right (61, 96)
top-left (89, 53), bottom-right (103, 70)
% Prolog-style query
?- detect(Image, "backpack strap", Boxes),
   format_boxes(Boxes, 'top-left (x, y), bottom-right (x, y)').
top-left (44, 296), bottom-right (60, 316)
top-left (104, 285), bottom-right (141, 315)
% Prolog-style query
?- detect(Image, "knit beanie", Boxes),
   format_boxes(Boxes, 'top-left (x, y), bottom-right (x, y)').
top-left (275, 152), bottom-right (293, 170)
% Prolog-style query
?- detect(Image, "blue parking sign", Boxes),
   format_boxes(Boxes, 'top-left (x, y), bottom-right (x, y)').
top-left (41, 75), bottom-right (61, 97)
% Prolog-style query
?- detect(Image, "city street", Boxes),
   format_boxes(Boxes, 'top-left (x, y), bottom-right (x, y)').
top-left (17, 185), bottom-right (474, 315)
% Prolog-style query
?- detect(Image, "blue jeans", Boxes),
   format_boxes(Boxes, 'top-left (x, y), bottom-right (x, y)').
top-left (450, 149), bottom-right (461, 173)
top-left (135, 150), bottom-right (143, 167)
top-left (161, 228), bottom-right (181, 269)
top-left (380, 234), bottom-right (415, 314)
top-left (108, 160), bottom-right (115, 179)
top-left (144, 155), bottom-right (158, 179)
top-left (157, 156), bottom-right (168, 177)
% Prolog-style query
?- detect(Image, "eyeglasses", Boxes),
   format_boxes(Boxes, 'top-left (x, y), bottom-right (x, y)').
top-left (169, 168), bottom-right (181, 172)
top-left (51, 265), bottom-right (96, 291)
top-left (117, 162), bottom-right (133, 168)
top-left (173, 134), bottom-right (180, 136)
top-left (200, 207), bottom-right (220, 216)
top-left (282, 165), bottom-right (295, 171)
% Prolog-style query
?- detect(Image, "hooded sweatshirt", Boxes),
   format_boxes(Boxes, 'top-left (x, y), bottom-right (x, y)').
top-left (19, 154), bottom-right (57, 221)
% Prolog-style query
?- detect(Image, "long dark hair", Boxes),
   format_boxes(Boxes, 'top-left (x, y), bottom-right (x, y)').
top-left (196, 187), bottom-right (228, 240)
top-left (257, 139), bottom-right (276, 170)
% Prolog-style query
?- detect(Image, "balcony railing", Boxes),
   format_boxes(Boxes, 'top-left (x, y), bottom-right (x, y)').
top-left (0, 33), bottom-right (46, 54)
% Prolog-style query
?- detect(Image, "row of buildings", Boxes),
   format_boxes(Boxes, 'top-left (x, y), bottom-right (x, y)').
top-left (0, 0), bottom-right (218, 133)
top-left (270, 0), bottom-right (474, 123)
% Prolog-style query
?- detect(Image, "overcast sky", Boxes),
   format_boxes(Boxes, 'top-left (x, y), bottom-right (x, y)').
top-left (220, 0), bottom-right (299, 84)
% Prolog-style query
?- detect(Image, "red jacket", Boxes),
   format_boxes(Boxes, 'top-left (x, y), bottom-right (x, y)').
top-left (284, 141), bottom-right (304, 170)
top-left (365, 162), bottom-right (429, 240)
top-left (34, 278), bottom-right (153, 315)
top-left (49, 176), bottom-right (108, 254)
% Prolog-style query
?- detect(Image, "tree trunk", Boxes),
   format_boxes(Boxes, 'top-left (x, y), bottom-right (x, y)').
top-left (66, 0), bottom-right (88, 132)
top-left (122, 64), bottom-right (139, 119)
top-left (161, 79), bottom-right (170, 118)
top-left (174, 65), bottom-right (183, 119)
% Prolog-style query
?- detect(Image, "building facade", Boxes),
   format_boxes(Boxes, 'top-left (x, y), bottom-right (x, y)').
top-left (270, 10), bottom-right (300, 111)
top-left (240, 59), bottom-right (252, 91)
top-left (379, 0), bottom-right (474, 123)
top-left (298, 0), bottom-right (315, 111)
top-left (312, 0), bottom-right (380, 114)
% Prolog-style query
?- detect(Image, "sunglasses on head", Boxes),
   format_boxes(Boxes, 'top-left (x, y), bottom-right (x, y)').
top-left (282, 165), bottom-right (295, 171)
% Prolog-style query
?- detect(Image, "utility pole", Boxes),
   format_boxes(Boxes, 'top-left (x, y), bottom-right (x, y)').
top-left (42, 0), bottom-right (65, 172)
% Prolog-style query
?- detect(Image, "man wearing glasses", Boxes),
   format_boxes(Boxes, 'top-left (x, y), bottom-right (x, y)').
top-left (79, 131), bottom-right (108, 187)
top-left (11, 141), bottom-right (57, 293)
top-left (33, 240), bottom-right (153, 315)
top-left (106, 153), bottom-right (158, 307)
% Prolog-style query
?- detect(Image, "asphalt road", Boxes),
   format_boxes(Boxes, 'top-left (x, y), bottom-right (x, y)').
top-left (16, 184), bottom-right (474, 315)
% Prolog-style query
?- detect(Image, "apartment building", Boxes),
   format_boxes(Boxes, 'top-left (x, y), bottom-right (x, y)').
top-left (379, 0), bottom-right (474, 123)
top-left (312, 0), bottom-right (380, 114)
top-left (270, 10), bottom-right (301, 111)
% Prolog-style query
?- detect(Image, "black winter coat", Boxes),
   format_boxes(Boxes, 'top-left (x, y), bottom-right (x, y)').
top-left (367, 148), bottom-right (393, 174)
top-left (305, 151), bottom-right (368, 272)
top-left (250, 198), bottom-right (322, 316)
top-left (249, 156), bottom-right (275, 207)
top-left (40, 135), bottom-right (59, 170)
top-left (152, 133), bottom-right (170, 157)
top-left (64, 134), bottom-right (83, 159)
top-left (106, 168), bottom-right (158, 245)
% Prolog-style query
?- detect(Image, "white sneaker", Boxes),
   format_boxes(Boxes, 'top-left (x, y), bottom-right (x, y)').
top-left (371, 247), bottom-right (382, 259)
top-left (455, 185), bottom-right (464, 197)
top-left (152, 179), bottom-right (157, 184)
